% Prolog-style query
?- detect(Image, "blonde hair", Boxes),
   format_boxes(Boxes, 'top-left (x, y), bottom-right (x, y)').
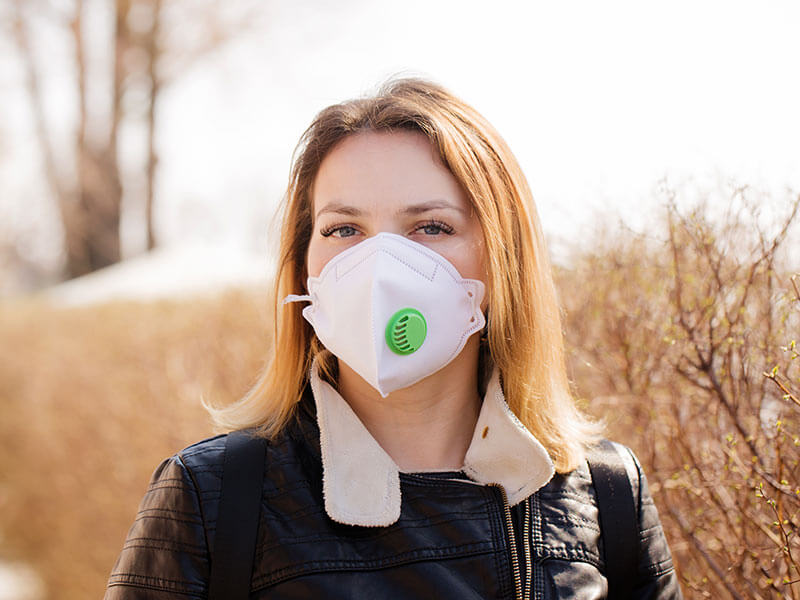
top-left (206, 78), bottom-right (601, 473)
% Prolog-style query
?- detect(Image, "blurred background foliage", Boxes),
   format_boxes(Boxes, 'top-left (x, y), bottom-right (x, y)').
top-left (0, 291), bottom-right (269, 599)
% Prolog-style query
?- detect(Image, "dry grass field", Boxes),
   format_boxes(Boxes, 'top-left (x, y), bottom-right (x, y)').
top-left (0, 197), bottom-right (798, 599)
top-left (0, 291), bottom-right (270, 599)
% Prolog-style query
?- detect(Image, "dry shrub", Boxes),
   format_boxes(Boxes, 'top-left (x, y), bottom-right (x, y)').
top-left (559, 184), bottom-right (800, 598)
top-left (0, 290), bottom-right (270, 599)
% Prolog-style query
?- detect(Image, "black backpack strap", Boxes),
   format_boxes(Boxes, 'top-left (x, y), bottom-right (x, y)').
top-left (207, 430), bottom-right (266, 600)
top-left (587, 440), bottom-right (639, 599)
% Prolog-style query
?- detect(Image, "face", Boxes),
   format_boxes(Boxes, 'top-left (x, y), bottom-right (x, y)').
top-left (306, 130), bottom-right (487, 306)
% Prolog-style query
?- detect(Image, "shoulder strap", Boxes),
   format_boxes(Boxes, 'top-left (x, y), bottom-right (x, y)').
top-left (587, 440), bottom-right (639, 599)
top-left (207, 430), bottom-right (266, 600)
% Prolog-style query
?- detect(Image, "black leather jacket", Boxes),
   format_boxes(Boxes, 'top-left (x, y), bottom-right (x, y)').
top-left (106, 395), bottom-right (682, 599)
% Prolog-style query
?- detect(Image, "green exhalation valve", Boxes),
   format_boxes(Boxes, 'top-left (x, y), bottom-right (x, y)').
top-left (386, 308), bottom-right (427, 355)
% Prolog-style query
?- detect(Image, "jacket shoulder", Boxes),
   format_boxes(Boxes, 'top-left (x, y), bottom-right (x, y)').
top-left (178, 433), bottom-right (227, 466)
top-left (105, 432), bottom-right (256, 597)
top-left (105, 442), bottom-right (217, 598)
top-left (175, 433), bottom-right (228, 495)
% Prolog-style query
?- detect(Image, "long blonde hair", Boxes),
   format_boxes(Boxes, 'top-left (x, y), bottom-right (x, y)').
top-left (205, 78), bottom-right (601, 473)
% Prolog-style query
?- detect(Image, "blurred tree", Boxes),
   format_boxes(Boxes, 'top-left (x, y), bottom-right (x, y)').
top-left (7, 0), bottom-right (262, 279)
top-left (143, 0), bottom-right (160, 251)
top-left (12, 0), bottom-right (125, 277)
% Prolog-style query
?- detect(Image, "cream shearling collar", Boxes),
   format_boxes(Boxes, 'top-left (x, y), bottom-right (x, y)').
top-left (309, 365), bottom-right (555, 527)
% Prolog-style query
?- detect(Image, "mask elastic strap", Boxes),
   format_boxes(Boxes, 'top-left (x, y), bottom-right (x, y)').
top-left (283, 294), bottom-right (313, 305)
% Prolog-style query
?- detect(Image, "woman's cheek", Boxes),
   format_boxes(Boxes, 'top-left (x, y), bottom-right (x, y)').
top-left (305, 240), bottom-right (324, 279)
top-left (306, 238), bottom-right (354, 278)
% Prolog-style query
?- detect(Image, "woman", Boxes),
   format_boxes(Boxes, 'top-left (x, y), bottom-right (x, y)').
top-left (106, 79), bottom-right (681, 598)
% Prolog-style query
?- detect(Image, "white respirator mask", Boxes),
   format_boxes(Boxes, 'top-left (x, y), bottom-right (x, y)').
top-left (284, 232), bottom-right (486, 397)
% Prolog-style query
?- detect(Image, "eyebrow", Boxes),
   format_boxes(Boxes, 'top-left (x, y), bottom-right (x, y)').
top-left (314, 199), bottom-right (464, 220)
top-left (398, 200), bottom-right (465, 215)
top-left (314, 202), bottom-right (365, 220)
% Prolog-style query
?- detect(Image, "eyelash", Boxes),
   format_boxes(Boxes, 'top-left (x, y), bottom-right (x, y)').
top-left (319, 220), bottom-right (455, 238)
top-left (414, 220), bottom-right (455, 235)
top-left (319, 223), bottom-right (358, 238)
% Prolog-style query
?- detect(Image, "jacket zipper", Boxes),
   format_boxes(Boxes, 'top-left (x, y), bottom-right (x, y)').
top-left (491, 484), bottom-right (532, 600)
top-left (522, 496), bottom-right (532, 599)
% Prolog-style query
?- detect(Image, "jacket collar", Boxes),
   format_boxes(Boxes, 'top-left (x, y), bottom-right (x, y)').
top-left (309, 363), bottom-right (555, 527)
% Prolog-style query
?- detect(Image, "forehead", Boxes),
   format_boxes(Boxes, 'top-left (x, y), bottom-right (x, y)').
top-left (311, 130), bottom-right (468, 214)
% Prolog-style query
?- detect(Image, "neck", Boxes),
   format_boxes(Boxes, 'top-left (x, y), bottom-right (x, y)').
top-left (336, 337), bottom-right (482, 472)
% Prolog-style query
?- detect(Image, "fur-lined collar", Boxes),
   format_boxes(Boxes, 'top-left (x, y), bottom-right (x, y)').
top-left (309, 364), bottom-right (555, 527)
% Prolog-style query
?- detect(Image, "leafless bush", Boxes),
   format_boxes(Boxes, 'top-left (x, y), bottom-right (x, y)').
top-left (560, 185), bottom-right (800, 598)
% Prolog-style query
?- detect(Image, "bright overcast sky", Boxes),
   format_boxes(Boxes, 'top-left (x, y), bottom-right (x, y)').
top-left (4, 0), bottom-right (800, 262)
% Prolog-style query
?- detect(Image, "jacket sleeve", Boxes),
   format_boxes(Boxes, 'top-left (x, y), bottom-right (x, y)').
top-left (623, 447), bottom-right (684, 599)
top-left (105, 455), bottom-right (211, 599)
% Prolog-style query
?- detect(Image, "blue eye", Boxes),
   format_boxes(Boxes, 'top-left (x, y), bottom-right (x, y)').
top-left (334, 226), bottom-right (357, 238)
top-left (415, 220), bottom-right (454, 236)
top-left (320, 224), bottom-right (358, 238)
